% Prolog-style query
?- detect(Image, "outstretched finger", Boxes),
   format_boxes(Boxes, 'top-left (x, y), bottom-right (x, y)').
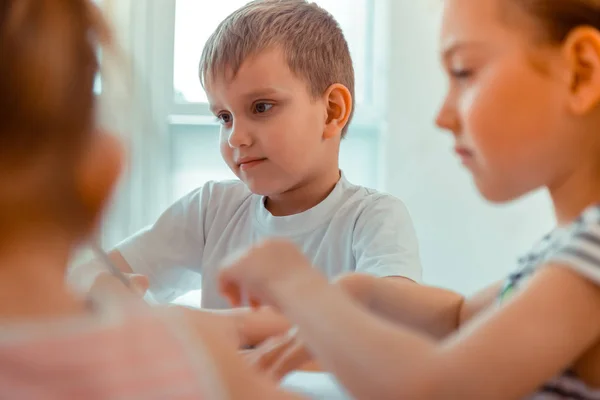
top-left (269, 340), bottom-right (310, 380)
top-left (249, 335), bottom-right (295, 370)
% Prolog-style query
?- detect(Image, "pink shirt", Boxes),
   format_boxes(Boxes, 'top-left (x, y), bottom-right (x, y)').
top-left (0, 296), bottom-right (210, 399)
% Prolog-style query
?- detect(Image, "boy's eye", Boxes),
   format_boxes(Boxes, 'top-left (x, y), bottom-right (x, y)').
top-left (217, 112), bottom-right (232, 124)
top-left (253, 102), bottom-right (273, 114)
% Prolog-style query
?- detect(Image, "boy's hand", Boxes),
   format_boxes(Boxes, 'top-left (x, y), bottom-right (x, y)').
top-left (237, 306), bottom-right (293, 348)
top-left (243, 275), bottom-right (374, 379)
top-left (90, 271), bottom-right (149, 297)
top-left (245, 328), bottom-right (313, 380)
top-left (219, 239), bottom-right (323, 310)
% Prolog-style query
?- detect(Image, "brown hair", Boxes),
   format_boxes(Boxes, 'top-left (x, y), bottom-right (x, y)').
top-left (511, 0), bottom-right (600, 42)
top-left (199, 0), bottom-right (355, 135)
top-left (0, 0), bottom-right (109, 230)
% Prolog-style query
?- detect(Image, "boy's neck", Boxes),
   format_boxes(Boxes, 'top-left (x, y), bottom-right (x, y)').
top-left (265, 168), bottom-right (341, 217)
top-left (0, 233), bottom-right (86, 320)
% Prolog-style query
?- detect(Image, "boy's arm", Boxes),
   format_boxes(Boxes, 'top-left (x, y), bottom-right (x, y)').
top-left (340, 274), bottom-right (504, 338)
top-left (352, 196), bottom-right (422, 282)
top-left (72, 186), bottom-right (212, 303)
top-left (220, 306), bottom-right (293, 347)
top-left (68, 250), bottom-right (136, 293)
top-left (167, 305), bottom-right (293, 349)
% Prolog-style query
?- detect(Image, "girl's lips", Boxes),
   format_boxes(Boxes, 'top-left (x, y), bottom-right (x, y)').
top-left (454, 146), bottom-right (474, 165)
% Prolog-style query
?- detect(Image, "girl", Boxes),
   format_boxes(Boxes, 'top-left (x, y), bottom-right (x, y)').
top-left (0, 0), bottom-right (302, 398)
top-left (219, 0), bottom-right (600, 399)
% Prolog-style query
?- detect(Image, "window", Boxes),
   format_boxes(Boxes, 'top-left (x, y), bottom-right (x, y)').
top-left (157, 0), bottom-right (383, 204)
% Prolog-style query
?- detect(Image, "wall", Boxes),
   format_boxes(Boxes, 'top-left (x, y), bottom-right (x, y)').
top-left (381, 0), bottom-right (554, 295)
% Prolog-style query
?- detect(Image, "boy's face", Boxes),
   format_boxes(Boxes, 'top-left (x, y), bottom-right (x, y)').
top-left (435, 0), bottom-right (575, 203)
top-left (205, 48), bottom-right (334, 196)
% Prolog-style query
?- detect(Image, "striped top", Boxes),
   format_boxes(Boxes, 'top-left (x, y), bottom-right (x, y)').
top-left (0, 294), bottom-right (217, 399)
top-left (499, 204), bottom-right (600, 399)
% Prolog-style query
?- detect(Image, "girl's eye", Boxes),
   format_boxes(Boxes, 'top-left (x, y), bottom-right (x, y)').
top-left (450, 69), bottom-right (474, 80)
top-left (253, 102), bottom-right (273, 114)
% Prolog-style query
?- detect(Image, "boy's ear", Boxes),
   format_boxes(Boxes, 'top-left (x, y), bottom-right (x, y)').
top-left (76, 130), bottom-right (124, 233)
top-left (562, 26), bottom-right (600, 114)
top-left (323, 83), bottom-right (353, 139)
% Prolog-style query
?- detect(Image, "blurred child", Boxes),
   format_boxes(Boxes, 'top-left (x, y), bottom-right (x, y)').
top-left (218, 0), bottom-right (600, 398)
top-left (71, 0), bottom-right (421, 321)
top-left (0, 1), bottom-right (305, 398)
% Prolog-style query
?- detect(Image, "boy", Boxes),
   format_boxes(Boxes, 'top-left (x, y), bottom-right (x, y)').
top-left (72, 0), bottom-right (421, 318)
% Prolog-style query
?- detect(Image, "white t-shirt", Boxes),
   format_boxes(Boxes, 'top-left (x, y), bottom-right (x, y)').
top-left (117, 174), bottom-right (421, 309)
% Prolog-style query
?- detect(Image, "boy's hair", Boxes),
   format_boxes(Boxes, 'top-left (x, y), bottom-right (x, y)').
top-left (199, 0), bottom-right (355, 136)
top-left (0, 0), bottom-right (108, 228)
top-left (510, 0), bottom-right (600, 42)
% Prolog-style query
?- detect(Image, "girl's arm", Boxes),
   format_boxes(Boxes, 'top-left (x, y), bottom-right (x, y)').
top-left (243, 276), bottom-right (503, 380)
top-left (271, 264), bottom-right (600, 400)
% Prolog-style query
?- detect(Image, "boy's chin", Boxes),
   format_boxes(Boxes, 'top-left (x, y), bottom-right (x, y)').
top-left (241, 178), bottom-right (283, 197)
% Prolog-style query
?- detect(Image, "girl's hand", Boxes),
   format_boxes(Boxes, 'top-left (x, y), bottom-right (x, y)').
top-left (242, 274), bottom-right (374, 380)
top-left (219, 239), bottom-right (324, 310)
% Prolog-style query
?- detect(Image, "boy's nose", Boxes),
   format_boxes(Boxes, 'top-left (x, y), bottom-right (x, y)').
top-left (228, 124), bottom-right (253, 148)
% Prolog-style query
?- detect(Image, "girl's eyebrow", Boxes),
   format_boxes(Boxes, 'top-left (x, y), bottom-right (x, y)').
top-left (441, 40), bottom-right (486, 61)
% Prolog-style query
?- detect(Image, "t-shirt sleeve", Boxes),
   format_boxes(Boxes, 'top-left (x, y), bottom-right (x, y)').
top-left (548, 212), bottom-right (600, 284)
top-left (352, 194), bottom-right (422, 282)
top-left (116, 184), bottom-right (212, 303)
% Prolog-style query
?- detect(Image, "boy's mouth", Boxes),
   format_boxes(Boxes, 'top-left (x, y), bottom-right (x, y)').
top-left (237, 157), bottom-right (267, 171)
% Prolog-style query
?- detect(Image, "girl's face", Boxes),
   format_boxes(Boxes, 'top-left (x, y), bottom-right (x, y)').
top-left (436, 0), bottom-right (580, 203)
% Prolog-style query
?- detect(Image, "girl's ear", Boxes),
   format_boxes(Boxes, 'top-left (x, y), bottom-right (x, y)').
top-left (562, 27), bottom-right (600, 114)
top-left (76, 130), bottom-right (124, 234)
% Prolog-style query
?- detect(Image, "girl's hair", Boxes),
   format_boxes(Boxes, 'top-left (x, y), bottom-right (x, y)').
top-left (0, 0), bottom-right (110, 230)
top-left (512, 0), bottom-right (600, 42)
top-left (0, 0), bottom-right (108, 165)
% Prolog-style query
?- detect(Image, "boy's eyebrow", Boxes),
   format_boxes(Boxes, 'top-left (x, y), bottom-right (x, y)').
top-left (208, 87), bottom-right (284, 114)
top-left (241, 87), bottom-right (282, 100)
